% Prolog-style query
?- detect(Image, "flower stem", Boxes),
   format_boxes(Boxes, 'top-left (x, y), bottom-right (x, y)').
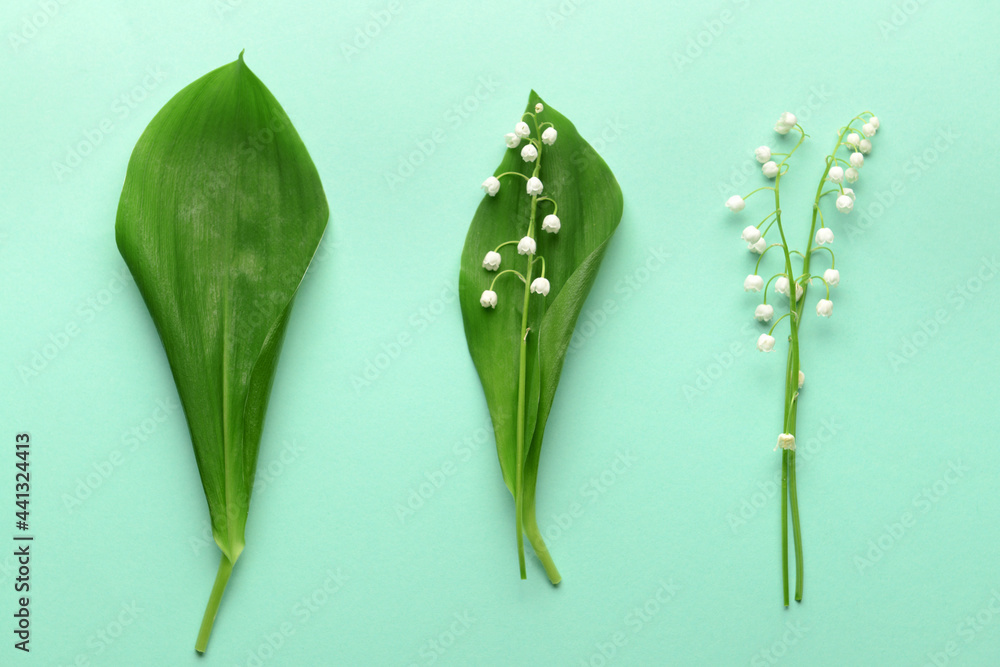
top-left (513, 129), bottom-right (544, 579)
top-left (195, 553), bottom-right (234, 653)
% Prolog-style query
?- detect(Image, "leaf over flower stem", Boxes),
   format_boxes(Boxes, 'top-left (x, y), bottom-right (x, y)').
top-left (460, 91), bottom-right (623, 583)
top-left (115, 52), bottom-right (329, 651)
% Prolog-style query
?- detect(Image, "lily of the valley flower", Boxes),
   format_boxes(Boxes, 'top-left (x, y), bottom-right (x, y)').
top-left (823, 268), bottom-right (840, 286)
top-left (726, 195), bottom-right (746, 212)
top-left (846, 132), bottom-right (860, 147)
top-left (542, 214), bottom-right (561, 233)
top-left (798, 371), bottom-right (805, 388)
top-left (815, 227), bottom-right (834, 245)
top-left (535, 103), bottom-right (544, 113)
top-left (842, 187), bottom-right (856, 201)
top-left (859, 138), bottom-right (872, 154)
top-left (774, 112), bottom-right (797, 135)
top-left (816, 298), bottom-right (833, 317)
top-left (515, 121), bottom-right (531, 138)
top-left (775, 276), bottom-right (790, 296)
top-left (828, 166), bottom-right (844, 184)
top-left (742, 225), bottom-right (762, 244)
top-left (849, 152), bottom-right (864, 168)
top-left (762, 161), bottom-right (779, 178)
top-left (845, 168), bottom-right (859, 183)
top-left (862, 122), bottom-right (876, 137)
top-left (541, 127), bottom-right (557, 145)
top-left (748, 237), bottom-right (767, 254)
top-left (530, 277), bottom-right (550, 296)
top-left (505, 133), bottom-right (521, 148)
top-left (755, 146), bottom-right (772, 163)
top-left (517, 236), bottom-right (536, 255)
top-left (480, 290), bottom-right (498, 309)
top-left (758, 333), bottom-right (776, 352)
top-left (777, 433), bottom-right (795, 450)
top-left (755, 303), bottom-right (775, 322)
top-left (483, 251), bottom-right (502, 271)
top-left (869, 116), bottom-right (880, 130)
top-left (482, 176), bottom-right (501, 196)
top-left (836, 194), bottom-right (854, 213)
top-left (521, 144), bottom-right (538, 162)
top-left (744, 274), bottom-right (764, 292)
top-left (526, 177), bottom-right (543, 196)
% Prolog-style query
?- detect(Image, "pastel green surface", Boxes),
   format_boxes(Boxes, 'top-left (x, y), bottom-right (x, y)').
top-left (0, 1), bottom-right (997, 665)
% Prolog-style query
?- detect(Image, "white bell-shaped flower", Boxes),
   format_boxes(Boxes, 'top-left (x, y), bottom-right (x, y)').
top-left (744, 274), bottom-right (764, 292)
top-left (482, 251), bottom-right (502, 271)
top-left (541, 214), bottom-right (561, 233)
top-left (514, 121), bottom-right (531, 138)
top-left (742, 225), bottom-right (762, 244)
top-left (521, 144), bottom-right (538, 162)
top-left (774, 112), bottom-right (797, 135)
top-left (726, 195), bottom-right (746, 212)
top-left (481, 176), bottom-right (500, 196)
top-left (836, 194), bottom-right (854, 213)
top-left (849, 152), bottom-right (864, 168)
top-left (541, 127), bottom-right (557, 145)
top-left (517, 236), bottom-right (536, 255)
top-left (762, 161), bottom-right (779, 178)
top-left (758, 333), bottom-right (776, 352)
top-left (755, 303), bottom-right (774, 322)
top-left (480, 290), bottom-right (498, 308)
top-left (815, 227), bottom-right (834, 245)
top-left (859, 139), bottom-right (872, 155)
top-left (824, 268), bottom-right (840, 287)
top-left (755, 146), bottom-right (772, 163)
top-left (526, 177), bottom-right (543, 196)
top-left (845, 167), bottom-right (859, 183)
top-left (846, 132), bottom-right (860, 147)
top-left (828, 166), bottom-right (844, 183)
top-left (530, 277), bottom-right (550, 296)
top-left (505, 133), bottom-right (521, 148)
top-left (816, 298), bottom-right (833, 317)
top-left (748, 237), bottom-right (767, 254)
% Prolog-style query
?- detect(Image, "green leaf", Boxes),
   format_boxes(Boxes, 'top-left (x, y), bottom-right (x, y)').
top-left (459, 91), bottom-right (623, 583)
top-left (115, 52), bottom-right (328, 652)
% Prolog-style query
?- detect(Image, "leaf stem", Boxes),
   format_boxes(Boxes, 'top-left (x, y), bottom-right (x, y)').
top-left (195, 553), bottom-right (234, 653)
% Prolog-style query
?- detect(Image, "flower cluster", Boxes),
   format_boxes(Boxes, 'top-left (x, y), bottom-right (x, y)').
top-left (479, 106), bottom-right (559, 309)
top-left (723, 109), bottom-right (881, 606)
top-left (726, 110), bottom-right (882, 355)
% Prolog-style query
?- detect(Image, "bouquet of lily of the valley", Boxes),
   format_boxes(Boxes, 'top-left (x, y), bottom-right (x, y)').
top-left (725, 110), bottom-right (882, 605)
top-left (459, 92), bottom-right (623, 583)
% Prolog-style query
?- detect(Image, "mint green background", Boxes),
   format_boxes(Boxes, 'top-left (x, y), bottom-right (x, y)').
top-left (2, 0), bottom-right (998, 665)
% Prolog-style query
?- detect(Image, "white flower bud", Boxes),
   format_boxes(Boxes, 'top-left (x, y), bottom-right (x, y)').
top-left (517, 236), bottom-right (536, 255)
top-left (530, 277), bottom-right (550, 296)
top-left (774, 112), bottom-right (797, 135)
top-left (824, 268), bottom-right (840, 287)
top-left (777, 433), bottom-right (795, 450)
top-left (775, 276), bottom-right (790, 296)
top-left (505, 133), bottom-right (521, 148)
top-left (744, 274), bottom-right (764, 292)
top-left (535, 103), bottom-right (544, 113)
top-left (481, 176), bottom-right (500, 196)
top-left (816, 298), bottom-right (833, 317)
top-left (526, 177), bottom-right (543, 196)
top-left (836, 194), bottom-right (854, 213)
top-left (762, 161), bottom-right (779, 178)
top-left (541, 127), bottom-right (557, 145)
top-left (521, 144), bottom-right (538, 162)
top-left (798, 371), bottom-right (805, 388)
top-left (755, 146), bottom-right (772, 163)
top-left (758, 333), bottom-right (776, 352)
top-left (846, 132), bottom-right (860, 147)
top-left (726, 195), bottom-right (746, 212)
top-left (815, 227), bottom-right (834, 245)
top-left (862, 123), bottom-right (876, 137)
top-left (515, 121), bottom-right (531, 138)
top-left (755, 303), bottom-right (774, 322)
top-left (849, 152), bottom-right (864, 168)
top-left (828, 166), bottom-right (844, 184)
top-left (742, 225), bottom-right (762, 244)
top-left (869, 116), bottom-right (880, 130)
top-left (480, 290), bottom-right (498, 308)
top-left (482, 251), bottom-right (502, 271)
top-left (541, 214), bottom-right (561, 233)
top-left (859, 138), bottom-right (872, 154)
top-left (748, 237), bottom-right (767, 254)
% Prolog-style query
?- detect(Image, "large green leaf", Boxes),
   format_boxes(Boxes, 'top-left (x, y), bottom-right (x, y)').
top-left (459, 91), bottom-right (623, 584)
top-left (115, 52), bottom-right (328, 652)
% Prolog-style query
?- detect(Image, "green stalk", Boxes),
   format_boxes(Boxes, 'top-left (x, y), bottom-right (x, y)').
top-left (523, 504), bottom-right (562, 584)
top-left (195, 553), bottom-right (234, 653)
top-left (514, 133), bottom-right (544, 579)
